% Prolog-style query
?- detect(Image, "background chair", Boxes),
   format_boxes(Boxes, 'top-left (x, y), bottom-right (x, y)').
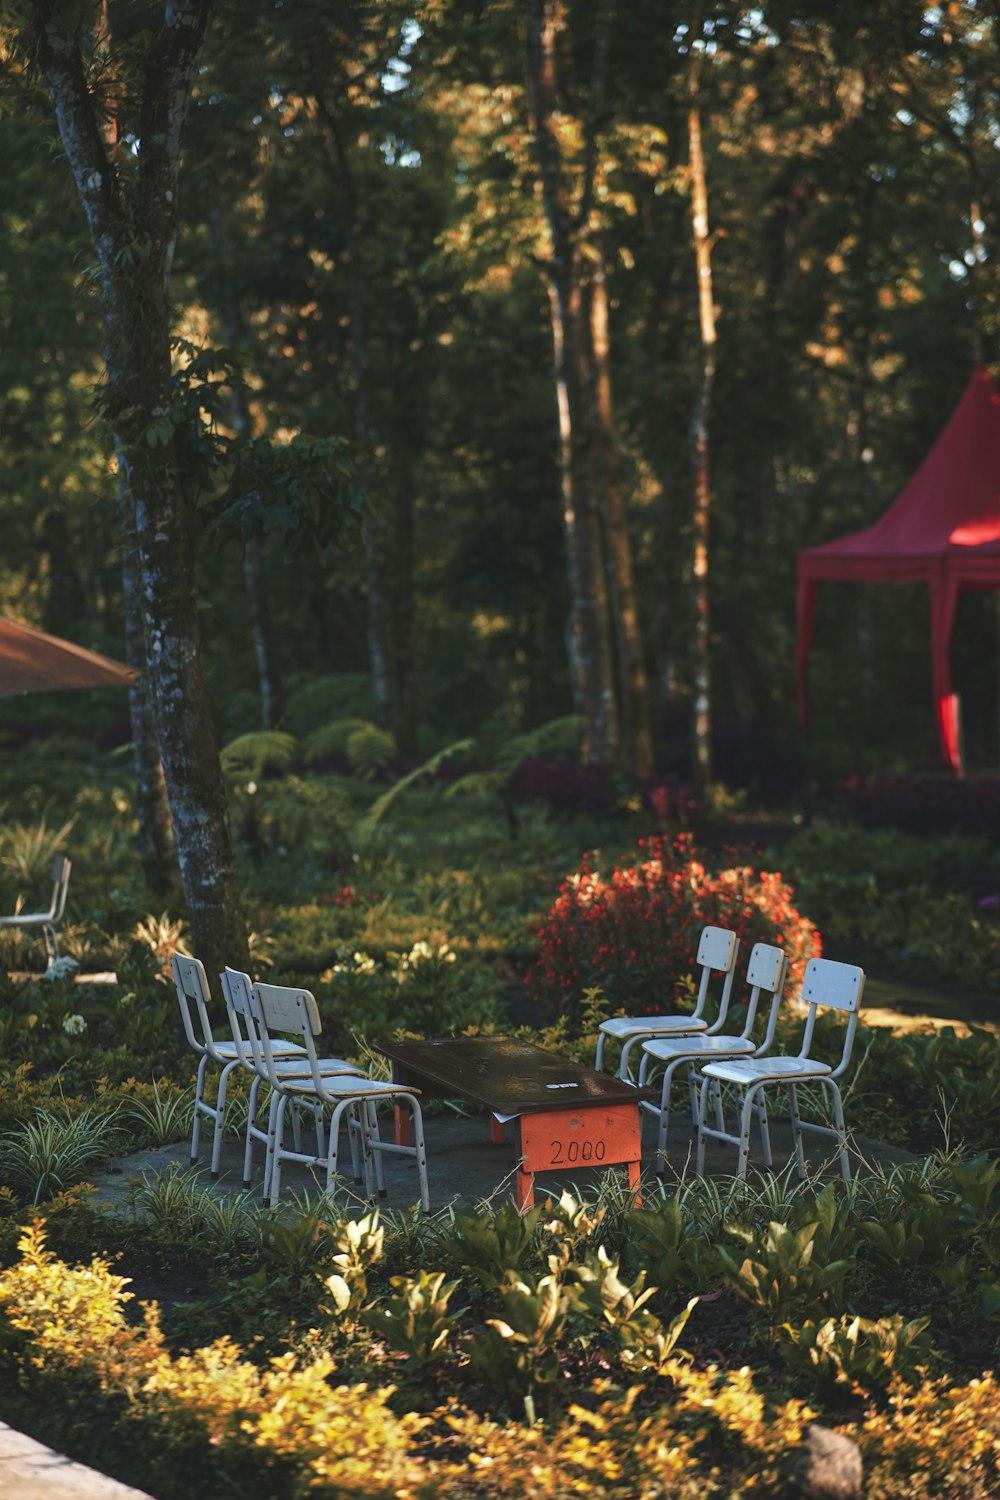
top-left (221, 965), bottom-right (365, 1190)
top-left (696, 957), bottom-right (865, 1182)
top-left (170, 953), bottom-right (244, 1179)
top-left (252, 979), bottom-right (430, 1210)
top-left (0, 854), bottom-right (72, 970)
top-left (638, 941), bottom-right (787, 1174)
top-left (595, 925), bottom-right (739, 1080)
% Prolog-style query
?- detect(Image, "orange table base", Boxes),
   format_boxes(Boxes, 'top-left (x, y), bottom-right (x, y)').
top-left (515, 1102), bottom-right (642, 1209)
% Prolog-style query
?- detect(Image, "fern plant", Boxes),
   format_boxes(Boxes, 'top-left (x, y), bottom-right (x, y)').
top-left (220, 732), bottom-right (298, 780)
top-left (445, 716), bottom-right (581, 835)
top-left (303, 718), bottom-right (397, 778)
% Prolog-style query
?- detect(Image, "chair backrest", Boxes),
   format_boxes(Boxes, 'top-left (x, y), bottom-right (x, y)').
top-left (221, 966), bottom-right (262, 1073)
top-left (798, 957), bottom-right (865, 1075)
top-left (691, 925), bottom-right (740, 1025)
top-left (738, 942), bottom-right (787, 1050)
top-left (49, 856), bottom-right (71, 922)
top-left (252, 981), bottom-right (323, 1089)
top-left (170, 953), bottom-right (216, 1059)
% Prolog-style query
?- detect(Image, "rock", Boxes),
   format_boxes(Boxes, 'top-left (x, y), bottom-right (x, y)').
top-left (785, 1424), bottom-right (863, 1499)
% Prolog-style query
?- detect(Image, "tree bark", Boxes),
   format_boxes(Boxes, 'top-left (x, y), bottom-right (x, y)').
top-left (34, 0), bottom-right (249, 986)
top-left (119, 472), bottom-right (180, 898)
top-left (589, 252), bottom-right (654, 776)
top-left (526, 0), bottom-right (619, 766)
top-left (687, 73), bottom-right (716, 792)
top-left (319, 102), bottom-right (395, 733)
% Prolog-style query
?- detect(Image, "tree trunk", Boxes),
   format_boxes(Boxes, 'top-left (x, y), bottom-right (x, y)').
top-left (217, 261), bottom-right (283, 731)
top-left (319, 105), bottom-right (395, 733)
top-left (589, 252), bottom-right (654, 776)
top-left (35, 0), bottom-right (249, 987)
top-left (119, 473), bottom-right (180, 899)
top-left (527, 0), bottom-right (619, 767)
top-left (688, 82), bottom-right (716, 792)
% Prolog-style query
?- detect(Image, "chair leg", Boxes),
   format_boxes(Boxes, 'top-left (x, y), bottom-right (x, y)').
top-left (268, 1093), bottom-right (291, 1206)
top-left (695, 1074), bottom-right (712, 1176)
top-left (262, 1089), bottom-right (283, 1199)
top-left (618, 1036), bottom-right (644, 1082)
top-left (42, 923), bottom-right (59, 963)
top-left (209, 1059), bottom-right (239, 1179)
top-left (654, 1061), bottom-right (676, 1175)
top-left (686, 1063), bottom-right (699, 1125)
top-left (788, 1082), bottom-right (806, 1179)
top-left (712, 1078), bottom-right (725, 1134)
top-left (754, 1094), bottom-right (773, 1168)
top-left (366, 1100), bottom-right (387, 1197)
top-left (405, 1093), bottom-right (430, 1212)
top-left (826, 1080), bottom-right (850, 1183)
top-left (737, 1083), bottom-right (763, 1178)
top-left (594, 1032), bottom-right (607, 1071)
top-left (191, 1054), bottom-right (209, 1164)
top-left (243, 1075), bottom-right (262, 1188)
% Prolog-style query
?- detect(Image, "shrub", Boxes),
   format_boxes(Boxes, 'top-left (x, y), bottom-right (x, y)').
top-left (527, 835), bottom-right (821, 1021)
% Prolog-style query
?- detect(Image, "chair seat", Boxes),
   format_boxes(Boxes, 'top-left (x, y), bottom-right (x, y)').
top-left (278, 1075), bottom-right (411, 1098)
top-left (270, 1057), bottom-right (365, 1079)
top-left (599, 1014), bottom-right (708, 1040)
top-left (212, 1040), bottom-right (243, 1060)
top-left (643, 1033), bottom-right (755, 1063)
top-left (700, 1054), bottom-right (832, 1087)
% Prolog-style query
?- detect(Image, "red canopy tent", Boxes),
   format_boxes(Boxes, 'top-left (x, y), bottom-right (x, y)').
top-left (796, 365), bottom-right (1000, 776)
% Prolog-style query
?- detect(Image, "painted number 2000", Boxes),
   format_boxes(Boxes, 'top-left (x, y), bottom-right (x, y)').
top-left (549, 1138), bottom-right (606, 1165)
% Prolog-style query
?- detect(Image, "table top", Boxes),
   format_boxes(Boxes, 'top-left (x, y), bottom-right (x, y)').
top-left (375, 1035), bottom-right (650, 1114)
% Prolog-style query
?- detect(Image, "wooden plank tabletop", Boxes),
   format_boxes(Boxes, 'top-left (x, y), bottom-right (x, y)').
top-left (375, 1035), bottom-right (652, 1114)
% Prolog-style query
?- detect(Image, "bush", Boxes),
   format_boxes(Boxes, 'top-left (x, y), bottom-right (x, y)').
top-left (527, 834), bottom-right (821, 1021)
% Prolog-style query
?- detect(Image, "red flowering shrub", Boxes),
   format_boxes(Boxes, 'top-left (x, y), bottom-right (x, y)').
top-left (528, 834), bottom-right (821, 1021)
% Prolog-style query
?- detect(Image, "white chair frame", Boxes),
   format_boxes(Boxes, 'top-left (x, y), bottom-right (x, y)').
top-left (221, 966), bottom-right (365, 1191)
top-left (252, 980), bottom-right (431, 1211)
top-left (0, 854), bottom-right (72, 967)
top-left (595, 925), bottom-right (740, 1080)
top-left (637, 942), bottom-right (787, 1175)
top-left (696, 957), bottom-right (865, 1182)
top-left (170, 953), bottom-right (243, 1178)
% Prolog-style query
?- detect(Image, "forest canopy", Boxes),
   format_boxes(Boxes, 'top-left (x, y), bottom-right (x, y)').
top-left (1, 0), bottom-right (998, 792)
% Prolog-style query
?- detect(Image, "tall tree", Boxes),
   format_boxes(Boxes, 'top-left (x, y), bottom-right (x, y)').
top-left (26, 0), bottom-right (248, 981)
top-left (686, 35), bottom-right (716, 791)
top-left (525, 0), bottom-right (620, 766)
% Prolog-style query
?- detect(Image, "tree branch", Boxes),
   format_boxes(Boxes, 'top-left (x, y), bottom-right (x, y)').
top-left (31, 0), bottom-right (121, 275)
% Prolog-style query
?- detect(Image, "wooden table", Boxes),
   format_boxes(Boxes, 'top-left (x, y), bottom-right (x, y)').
top-left (375, 1035), bottom-right (650, 1209)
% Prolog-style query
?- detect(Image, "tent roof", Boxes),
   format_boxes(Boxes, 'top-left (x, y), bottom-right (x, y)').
top-left (799, 365), bottom-right (1000, 583)
top-left (0, 617), bottom-right (137, 697)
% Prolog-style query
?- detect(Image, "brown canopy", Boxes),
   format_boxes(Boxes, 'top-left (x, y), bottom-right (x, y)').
top-left (0, 616), bottom-right (137, 697)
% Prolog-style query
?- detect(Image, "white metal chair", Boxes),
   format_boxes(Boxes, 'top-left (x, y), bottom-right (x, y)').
top-left (638, 942), bottom-right (787, 1175)
top-left (0, 854), bottom-right (72, 968)
top-left (594, 925), bottom-right (740, 1080)
top-left (252, 979), bottom-right (431, 1211)
top-left (696, 957), bottom-right (865, 1182)
top-left (220, 966), bottom-right (365, 1191)
top-left (171, 953), bottom-right (244, 1178)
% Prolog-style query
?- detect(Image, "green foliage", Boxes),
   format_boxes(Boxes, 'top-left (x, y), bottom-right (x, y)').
top-left (440, 1200), bottom-right (544, 1290)
top-left (1, 1107), bottom-right (118, 1205)
top-left (467, 1271), bottom-right (568, 1408)
top-left (219, 732), bottom-right (299, 780)
top-left (303, 718), bottom-right (397, 778)
top-left (0, 814), bottom-right (74, 886)
top-left (219, 433), bottom-right (362, 553)
top-left (780, 1313), bottom-right (935, 1396)
top-left (716, 1218), bottom-right (853, 1332)
top-left (353, 737), bottom-right (474, 850)
top-left (362, 1268), bottom-right (460, 1364)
